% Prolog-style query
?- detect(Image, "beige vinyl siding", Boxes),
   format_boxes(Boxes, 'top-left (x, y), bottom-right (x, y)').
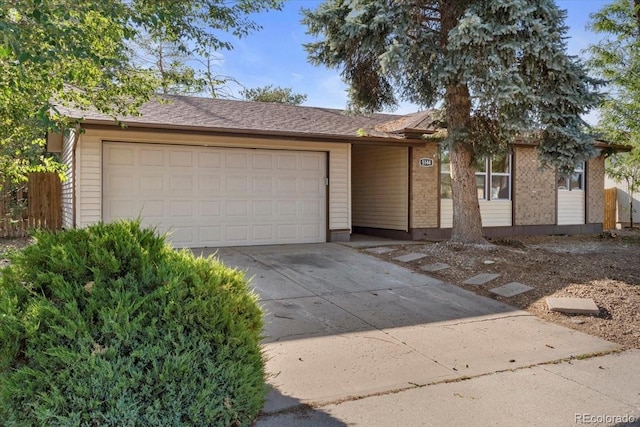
top-left (440, 200), bottom-right (512, 228)
top-left (329, 145), bottom-right (350, 230)
top-left (61, 130), bottom-right (75, 229)
top-left (352, 145), bottom-right (409, 230)
top-left (479, 201), bottom-right (512, 226)
top-left (74, 128), bottom-right (351, 233)
top-left (76, 134), bottom-right (102, 227)
top-left (557, 191), bottom-right (585, 225)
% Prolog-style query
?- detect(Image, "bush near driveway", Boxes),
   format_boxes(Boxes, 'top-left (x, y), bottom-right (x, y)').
top-left (0, 220), bottom-right (265, 426)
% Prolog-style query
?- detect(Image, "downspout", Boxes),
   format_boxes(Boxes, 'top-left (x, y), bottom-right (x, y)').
top-left (71, 126), bottom-right (81, 228)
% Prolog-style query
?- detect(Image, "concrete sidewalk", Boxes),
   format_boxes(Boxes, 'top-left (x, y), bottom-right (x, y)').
top-left (197, 243), bottom-right (635, 426)
top-left (256, 349), bottom-right (640, 427)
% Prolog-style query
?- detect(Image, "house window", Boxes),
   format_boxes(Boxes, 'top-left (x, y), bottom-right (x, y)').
top-left (440, 147), bottom-right (511, 200)
top-left (557, 162), bottom-right (585, 191)
top-left (489, 153), bottom-right (511, 200)
top-left (440, 148), bottom-right (452, 198)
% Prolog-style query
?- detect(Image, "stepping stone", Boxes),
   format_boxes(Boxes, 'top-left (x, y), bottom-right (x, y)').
top-left (463, 273), bottom-right (500, 286)
top-left (489, 282), bottom-right (534, 298)
top-left (420, 262), bottom-right (451, 272)
top-left (546, 297), bottom-right (600, 315)
top-left (365, 247), bottom-right (397, 255)
top-left (393, 253), bottom-right (428, 263)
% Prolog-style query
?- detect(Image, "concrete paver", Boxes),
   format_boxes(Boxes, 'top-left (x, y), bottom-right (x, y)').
top-left (365, 247), bottom-right (397, 255)
top-left (463, 272), bottom-right (501, 286)
top-left (489, 282), bottom-right (534, 297)
top-left (547, 297), bottom-right (600, 315)
top-left (420, 262), bottom-right (451, 272)
top-left (393, 253), bottom-right (428, 263)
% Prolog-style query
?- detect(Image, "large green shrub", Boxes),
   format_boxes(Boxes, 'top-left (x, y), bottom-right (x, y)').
top-left (0, 220), bottom-right (265, 426)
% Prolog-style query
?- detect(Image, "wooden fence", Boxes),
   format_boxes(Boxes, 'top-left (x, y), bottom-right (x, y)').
top-left (604, 187), bottom-right (617, 230)
top-left (0, 172), bottom-right (62, 238)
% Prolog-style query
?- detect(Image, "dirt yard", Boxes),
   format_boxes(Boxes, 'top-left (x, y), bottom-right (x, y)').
top-left (363, 229), bottom-right (640, 350)
top-left (2, 232), bottom-right (639, 349)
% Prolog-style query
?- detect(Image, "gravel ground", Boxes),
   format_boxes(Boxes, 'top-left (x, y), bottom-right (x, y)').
top-left (363, 229), bottom-right (640, 350)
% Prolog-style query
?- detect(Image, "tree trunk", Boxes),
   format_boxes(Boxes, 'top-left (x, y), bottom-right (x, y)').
top-left (446, 85), bottom-right (486, 243)
top-left (440, 0), bottom-right (485, 243)
top-left (629, 178), bottom-right (635, 228)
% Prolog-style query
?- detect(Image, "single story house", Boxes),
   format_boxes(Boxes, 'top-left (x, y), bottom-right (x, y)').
top-left (47, 95), bottom-right (615, 248)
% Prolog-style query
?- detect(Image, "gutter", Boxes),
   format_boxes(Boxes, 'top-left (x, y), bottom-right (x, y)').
top-left (76, 119), bottom-right (427, 147)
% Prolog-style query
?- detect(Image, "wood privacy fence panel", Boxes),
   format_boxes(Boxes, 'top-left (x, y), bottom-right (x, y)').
top-left (0, 182), bottom-right (28, 238)
top-left (603, 187), bottom-right (617, 230)
top-left (27, 172), bottom-right (62, 232)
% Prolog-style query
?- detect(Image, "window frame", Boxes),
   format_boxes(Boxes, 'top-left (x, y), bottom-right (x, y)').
top-left (440, 147), bottom-right (512, 201)
top-left (557, 162), bottom-right (585, 191)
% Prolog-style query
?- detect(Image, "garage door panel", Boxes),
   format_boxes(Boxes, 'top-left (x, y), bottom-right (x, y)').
top-left (107, 175), bottom-right (135, 192)
top-left (198, 152), bottom-right (221, 168)
top-left (302, 154), bottom-right (323, 171)
top-left (302, 224), bottom-right (323, 239)
top-left (278, 201), bottom-right (297, 216)
top-left (278, 177), bottom-right (297, 193)
top-left (198, 175), bottom-right (221, 191)
top-left (226, 200), bottom-right (248, 216)
top-left (277, 154), bottom-right (297, 170)
top-left (199, 201), bottom-right (220, 216)
top-left (278, 225), bottom-right (298, 239)
top-left (227, 226), bottom-right (249, 242)
top-left (140, 175), bottom-right (164, 192)
top-left (170, 176), bottom-right (194, 192)
top-left (200, 226), bottom-right (221, 243)
top-left (254, 225), bottom-right (274, 240)
top-left (108, 147), bottom-right (135, 165)
top-left (226, 152), bottom-right (248, 168)
top-left (139, 149), bottom-right (164, 166)
top-left (253, 200), bottom-right (273, 216)
top-left (227, 176), bottom-right (248, 193)
top-left (140, 200), bottom-right (165, 218)
top-left (169, 150), bottom-right (193, 167)
top-left (253, 177), bottom-right (273, 193)
top-left (302, 177), bottom-right (322, 193)
top-left (253, 153), bottom-right (274, 169)
top-left (168, 227), bottom-right (193, 246)
top-left (103, 142), bottom-right (326, 247)
top-left (169, 201), bottom-right (193, 217)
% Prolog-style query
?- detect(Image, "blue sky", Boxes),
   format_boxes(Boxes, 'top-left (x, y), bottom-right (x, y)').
top-left (215, 0), bottom-right (610, 118)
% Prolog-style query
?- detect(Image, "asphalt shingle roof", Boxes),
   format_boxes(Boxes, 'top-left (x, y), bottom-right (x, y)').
top-left (62, 94), bottom-right (414, 139)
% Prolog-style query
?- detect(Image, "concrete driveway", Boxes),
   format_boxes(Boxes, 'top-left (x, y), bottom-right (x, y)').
top-left (197, 243), bottom-right (625, 424)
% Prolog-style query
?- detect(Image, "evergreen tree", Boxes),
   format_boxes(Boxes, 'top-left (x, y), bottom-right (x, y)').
top-left (303, 0), bottom-right (601, 243)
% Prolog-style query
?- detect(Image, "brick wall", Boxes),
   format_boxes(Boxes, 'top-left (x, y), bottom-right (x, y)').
top-left (410, 144), bottom-right (439, 228)
top-left (587, 155), bottom-right (605, 224)
top-left (514, 146), bottom-right (556, 225)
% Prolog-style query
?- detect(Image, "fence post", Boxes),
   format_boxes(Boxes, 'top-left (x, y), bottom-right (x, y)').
top-left (603, 187), bottom-right (617, 230)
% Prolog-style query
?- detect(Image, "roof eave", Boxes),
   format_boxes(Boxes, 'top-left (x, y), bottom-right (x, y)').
top-left (77, 119), bottom-right (425, 146)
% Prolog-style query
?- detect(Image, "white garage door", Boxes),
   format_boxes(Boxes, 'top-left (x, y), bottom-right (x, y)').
top-left (103, 142), bottom-right (327, 248)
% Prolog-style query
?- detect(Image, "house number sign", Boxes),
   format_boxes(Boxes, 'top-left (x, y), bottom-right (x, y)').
top-left (419, 158), bottom-right (434, 167)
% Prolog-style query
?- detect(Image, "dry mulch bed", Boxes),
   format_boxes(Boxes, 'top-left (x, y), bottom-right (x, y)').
top-left (363, 229), bottom-right (640, 350)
